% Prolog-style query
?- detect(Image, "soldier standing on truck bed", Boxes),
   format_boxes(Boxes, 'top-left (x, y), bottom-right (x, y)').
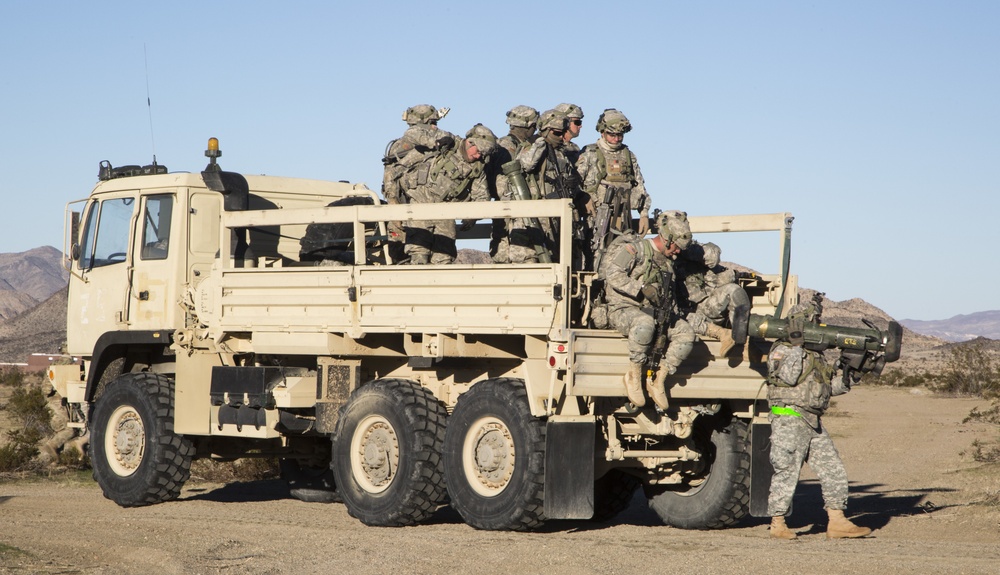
top-left (598, 210), bottom-right (696, 409)
top-left (401, 124), bottom-right (497, 264)
top-left (507, 109), bottom-right (586, 265)
top-left (765, 301), bottom-right (872, 540)
top-left (579, 109), bottom-right (652, 270)
top-left (675, 241), bottom-right (751, 358)
top-left (489, 105), bottom-right (539, 263)
top-left (381, 105), bottom-right (455, 254)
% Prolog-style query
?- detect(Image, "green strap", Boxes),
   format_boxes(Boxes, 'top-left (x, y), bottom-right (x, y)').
top-left (771, 405), bottom-right (802, 417)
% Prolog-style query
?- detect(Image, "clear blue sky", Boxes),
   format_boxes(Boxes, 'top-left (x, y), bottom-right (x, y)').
top-left (1, 1), bottom-right (996, 321)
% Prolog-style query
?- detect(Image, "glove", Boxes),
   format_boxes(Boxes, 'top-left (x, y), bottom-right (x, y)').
top-left (460, 218), bottom-right (478, 231)
top-left (788, 317), bottom-right (805, 347)
top-left (641, 284), bottom-right (661, 306)
top-left (637, 214), bottom-right (650, 236)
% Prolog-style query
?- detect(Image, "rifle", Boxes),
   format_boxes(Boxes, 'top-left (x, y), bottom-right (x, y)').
top-left (646, 268), bottom-right (675, 380)
top-left (591, 184), bottom-right (629, 270)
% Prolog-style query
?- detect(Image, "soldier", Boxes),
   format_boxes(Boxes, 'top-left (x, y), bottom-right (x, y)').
top-left (381, 105), bottom-right (455, 256)
top-left (490, 106), bottom-right (539, 263)
top-left (401, 124), bottom-right (497, 265)
top-left (578, 109), bottom-right (652, 245)
top-left (766, 301), bottom-right (872, 540)
top-left (554, 103), bottom-right (584, 165)
top-left (675, 241), bottom-right (751, 357)
top-left (599, 210), bottom-right (696, 409)
top-left (506, 109), bottom-right (585, 264)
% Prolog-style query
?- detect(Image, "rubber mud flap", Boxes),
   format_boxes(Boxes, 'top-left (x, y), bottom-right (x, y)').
top-left (749, 420), bottom-right (774, 517)
top-left (544, 420), bottom-right (595, 519)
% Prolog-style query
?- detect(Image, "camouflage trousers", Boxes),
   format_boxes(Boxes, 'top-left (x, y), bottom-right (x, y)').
top-left (608, 306), bottom-right (695, 367)
top-left (686, 283), bottom-right (742, 335)
top-left (404, 220), bottom-right (457, 264)
top-left (767, 413), bottom-right (849, 516)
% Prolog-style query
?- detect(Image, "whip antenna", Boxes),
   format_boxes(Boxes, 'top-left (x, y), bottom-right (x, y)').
top-left (144, 44), bottom-right (157, 165)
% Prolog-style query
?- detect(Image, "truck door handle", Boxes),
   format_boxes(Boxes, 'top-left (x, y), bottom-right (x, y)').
top-left (139, 290), bottom-right (149, 301)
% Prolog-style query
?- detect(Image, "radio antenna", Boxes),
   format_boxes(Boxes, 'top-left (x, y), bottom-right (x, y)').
top-left (144, 44), bottom-right (157, 165)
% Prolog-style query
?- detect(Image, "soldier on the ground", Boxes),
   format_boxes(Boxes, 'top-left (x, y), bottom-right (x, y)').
top-left (578, 109), bottom-right (652, 251)
top-left (381, 105), bottom-right (455, 256)
top-left (554, 103), bottom-right (584, 165)
top-left (401, 124), bottom-right (497, 265)
top-left (490, 106), bottom-right (539, 263)
top-left (599, 210), bottom-right (696, 409)
top-left (766, 300), bottom-right (872, 541)
top-left (675, 241), bottom-right (751, 357)
top-left (505, 109), bottom-right (585, 264)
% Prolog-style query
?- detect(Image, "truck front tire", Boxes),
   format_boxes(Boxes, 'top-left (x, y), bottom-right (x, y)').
top-left (443, 378), bottom-right (546, 531)
top-left (331, 379), bottom-right (448, 526)
top-left (644, 417), bottom-right (751, 529)
top-left (90, 373), bottom-right (194, 507)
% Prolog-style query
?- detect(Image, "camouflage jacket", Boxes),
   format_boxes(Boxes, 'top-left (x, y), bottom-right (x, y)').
top-left (401, 144), bottom-right (490, 205)
top-left (767, 341), bottom-right (848, 417)
top-left (599, 234), bottom-right (675, 314)
top-left (514, 136), bottom-right (582, 203)
top-left (382, 124), bottom-right (456, 204)
top-left (577, 139), bottom-right (651, 219)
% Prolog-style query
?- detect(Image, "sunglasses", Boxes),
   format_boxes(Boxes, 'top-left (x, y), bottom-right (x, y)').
top-left (551, 130), bottom-right (566, 136)
top-left (571, 119), bottom-right (582, 126)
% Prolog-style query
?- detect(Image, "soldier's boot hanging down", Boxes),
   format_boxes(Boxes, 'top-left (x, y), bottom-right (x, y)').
top-left (623, 362), bottom-right (645, 407)
top-left (769, 516), bottom-right (797, 540)
top-left (826, 509), bottom-right (871, 539)
top-left (647, 364), bottom-right (673, 411)
top-left (705, 323), bottom-right (736, 358)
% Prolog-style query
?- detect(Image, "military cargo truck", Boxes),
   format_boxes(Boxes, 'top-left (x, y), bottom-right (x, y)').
top-left (51, 139), bottom-right (806, 530)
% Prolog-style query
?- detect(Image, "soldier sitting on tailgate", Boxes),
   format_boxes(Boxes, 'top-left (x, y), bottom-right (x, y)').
top-left (674, 241), bottom-right (751, 358)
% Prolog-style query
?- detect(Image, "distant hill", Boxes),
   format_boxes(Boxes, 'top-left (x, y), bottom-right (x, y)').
top-left (900, 310), bottom-right (1000, 343)
top-left (0, 286), bottom-right (67, 363)
top-left (0, 246), bottom-right (68, 321)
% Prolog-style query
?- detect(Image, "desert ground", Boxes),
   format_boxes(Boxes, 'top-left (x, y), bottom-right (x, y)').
top-left (1, 385), bottom-right (999, 575)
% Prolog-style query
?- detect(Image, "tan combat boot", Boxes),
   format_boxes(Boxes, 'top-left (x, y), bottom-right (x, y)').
top-left (623, 362), bottom-right (645, 407)
top-left (826, 509), bottom-right (871, 539)
top-left (705, 324), bottom-right (736, 358)
top-left (647, 365), bottom-right (672, 410)
top-left (770, 516), bottom-right (797, 540)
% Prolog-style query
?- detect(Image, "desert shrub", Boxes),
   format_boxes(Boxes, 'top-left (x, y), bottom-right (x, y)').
top-left (868, 368), bottom-right (930, 388)
top-left (0, 367), bottom-right (25, 387)
top-left (0, 383), bottom-right (54, 471)
top-left (933, 342), bottom-right (1000, 398)
top-left (963, 401), bottom-right (1000, 464)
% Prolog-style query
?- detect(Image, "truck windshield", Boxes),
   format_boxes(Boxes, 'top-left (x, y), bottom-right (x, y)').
top-left (79, 197), bottom-right (134, 270)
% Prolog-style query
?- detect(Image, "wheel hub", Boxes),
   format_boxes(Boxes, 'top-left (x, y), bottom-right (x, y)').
top-left (465, 418), bottom-right (515, 495)
top-left (351, 416), bottom-right (399, 493)
top-left (107, 407), bottom-right (145, 476)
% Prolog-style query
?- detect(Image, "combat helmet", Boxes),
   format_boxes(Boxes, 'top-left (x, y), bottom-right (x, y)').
top-left (403, 104), bottom-right (442, 126)
top-left (787, 300), bottom-right (822, 323)
top-left (596, 108), bottom-right (632, 134)
top-left (702, 242), bottom-right (722, 268)
top-left (656, 210), bottom-right (692, 249)
top-left (554, 102), bottom-right (584, 119)
top-left (465, 123), bottom-right (498, 156)
top-left (538, 109), bottom-right (568, 132)
top-left (506, 105), bottom-right (539, 128)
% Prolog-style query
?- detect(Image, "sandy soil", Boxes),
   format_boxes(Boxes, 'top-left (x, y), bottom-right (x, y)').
top-left (2, 386), bottom-right (999, 575)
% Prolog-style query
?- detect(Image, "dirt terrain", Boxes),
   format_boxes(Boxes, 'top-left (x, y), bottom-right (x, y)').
top-left (1, 386), bottom-right (998, 575)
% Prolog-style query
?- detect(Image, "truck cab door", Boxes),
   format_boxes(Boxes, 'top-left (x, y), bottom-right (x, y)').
top-left (128, 193), bottom-right (181, 330)
top-left (66, 196), bottom-right (137, 356)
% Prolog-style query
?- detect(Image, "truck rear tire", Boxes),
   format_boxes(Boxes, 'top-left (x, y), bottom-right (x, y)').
top-left (90, 373), bottom-right (194, 507)
top-left (331, 379), bottom-right (448, 526)
top-left (645, 417), bottom-right (750, 529)
top-left (443, 378), bottom-right (546, 531)
top-left (280, 459), bottom-right (341, 504)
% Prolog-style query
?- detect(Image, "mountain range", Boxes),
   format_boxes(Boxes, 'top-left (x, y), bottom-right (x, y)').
top-left (899, 311), bottom-right (1000, 343)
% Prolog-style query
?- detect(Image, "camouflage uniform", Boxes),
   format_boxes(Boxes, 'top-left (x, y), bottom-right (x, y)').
top-left (505, 109), bottom-right (584, 264)
top-left (675, 241), bottom-right (749, 335)
top-left (401, 125), bottom-right (497, 264)
top-left (598, 211), bottom-right (696, 408)
top-left (766, 303), bottom-right (853, 516)
top-left (490, 106), bottom-right (538, 264)
top-left (577, 109), bottom-right (652, 237)
top-left (382, 105), bottom-right (455, 254)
